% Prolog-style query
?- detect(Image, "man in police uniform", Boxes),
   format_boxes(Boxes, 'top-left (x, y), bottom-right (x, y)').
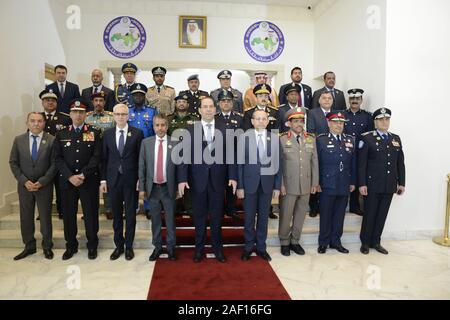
top-left (358, 108), bottom-right (405, 255)
top-left (178, 74), bottom-right (209, 115)
top-left (277, 83), bottom-right (309, 133)
top-left (215, 89), bottom-right (243, 218)
top-left (243, 71), bottom-right (279, 111)
top-left (86, 91), bottom-right (115, 220)
top-left (146, 66), bottom-right (176, 116)
top-left (243, 84), bottom-right (278, 132)
top-left (344, 88), bottom-right (373, 215)
top-left (54, 99), bottom-right (101, 260)
top-left (115, 63), bottom-right (138, 106)
top-left (210, 70), bottom-right (244, 114)
top-left (279, 109), bottom-right (319, 256)
top-left (316, 111), bottom-right (356, 254)
top-left (39, 88), bottom-right (71, 220)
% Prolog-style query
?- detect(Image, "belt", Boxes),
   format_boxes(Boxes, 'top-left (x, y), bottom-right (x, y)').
top-left (153, 182), bottom-right (167, 187)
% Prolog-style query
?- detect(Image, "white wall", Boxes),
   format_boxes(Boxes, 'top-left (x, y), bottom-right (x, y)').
top-left (0, 0), bottom-right (66, 212)
top-left (313, 0), bottom-right (386, 110)
top-left (383, 0), bottom-right (450, 236)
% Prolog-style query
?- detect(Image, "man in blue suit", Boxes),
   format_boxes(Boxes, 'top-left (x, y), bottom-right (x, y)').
top-left (46, 65), bottom-right (81, 114)
top-left (237, 109), bottom-right (282, 262)
top-left (178, 96), bottom-right (237, 263)
top-left (316, 111), bottom-right (356, 254)
top-left (100, 104), bottom-right (144, 261)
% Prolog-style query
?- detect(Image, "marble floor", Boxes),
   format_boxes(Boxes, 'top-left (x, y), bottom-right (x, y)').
top-left (1, 240), bottom-right (449, 300)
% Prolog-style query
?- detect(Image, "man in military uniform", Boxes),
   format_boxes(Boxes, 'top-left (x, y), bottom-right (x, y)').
top-left (243, 84), bottom-right (278, 132)
top-left (146, 66), bottom-right (176, 116)
top-left (86, 91), bottom-right (115, 220)
top-left (243, 71), bottom-right (279, 111)
top-left (39, 88), bottom-right (71, 219)
top-left (358, 108), bottom-right (405, 255)
top-left (316, 111), bottom-right (356, 255)
top-left (115, 63), bottom-right (138, 106)
top-left (178, 74), bottom-right (209, 115)
top-left (210, 70), bottom-right (243, 114)
top-left (215, 89), bottom-right (243, 218)
top-left (344, 88), bottom-right (374, 216)
top-left (54, 99), bottom-right (101, 260)
top-left (279, 109), bottom-right (319, 256)
top-left (277, 83), bottom-right (309, 133)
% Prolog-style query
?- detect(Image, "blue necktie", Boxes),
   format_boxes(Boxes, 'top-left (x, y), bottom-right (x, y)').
top-left (382, 133), bottom-right (388, 141)
top-left (118, 130), bottom-right (125, 155)
top-left (31, 135), bottom-right (38, 161)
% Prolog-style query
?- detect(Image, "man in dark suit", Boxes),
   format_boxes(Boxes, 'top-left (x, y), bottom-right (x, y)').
top-left (81, 69), bottom-right (115, 112)
top-left (237, 109), bottom-right (282, 262)
top-left (358, 108), bottom-right (405, 255)
top-left (178, 74), bottom-right (209, 115)
top-left (100, 104), bottom-right (144, 261)
top-left (178, 96), bottom-right (237, 263)
top-left (9, 112), bottom-right (56, 260)
top-left (278, 67), bottom-right (313, 109)
top-left (139, 115), bottom-right (178, 261)
top-left (46, 65), bottom-right (81, 114)
top-left (54, 98), bottom-right (101, 260)
top-left (312, 71), bottom-right (346, 110)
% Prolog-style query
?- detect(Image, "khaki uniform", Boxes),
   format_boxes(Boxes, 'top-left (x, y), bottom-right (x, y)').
top-left (279, 131), bottom-right (319, 246)
top-left (146, 85), bottom-right (176, 115)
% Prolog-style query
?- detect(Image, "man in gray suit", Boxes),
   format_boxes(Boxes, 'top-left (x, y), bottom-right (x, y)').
top-left (9, 112), bottom-right (56, 260)
top-left (139, 114), bottom-right (178, 261)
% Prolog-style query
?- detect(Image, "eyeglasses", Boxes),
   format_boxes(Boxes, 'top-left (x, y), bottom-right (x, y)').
top-left (114, 113), bottom-right (129, 117)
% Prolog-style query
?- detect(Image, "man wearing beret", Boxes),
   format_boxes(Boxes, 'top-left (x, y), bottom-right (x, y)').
top-left (178, 74), bottom-right (209, 115)
top-left (146, 66), bottom-right (176, 116)
top-left (54, 98), bottom-right (102, 260)
top-left (316, 111), bottom-right (356, 254)
top-left (278, 67), bottom-right (313, 109)
top-left (277, 83), bottom-right (309, 133)
top-left (358, 108), bottom-right (405, 255)
top-left (210, 70), bottom-right (243, 114)
top-left (279, 109), bottom-right (319, 256)
top-left (115, 62), bottom-right (138, 106)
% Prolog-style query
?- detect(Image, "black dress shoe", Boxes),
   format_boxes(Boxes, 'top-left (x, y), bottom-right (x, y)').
top-left (58, 214), bottom-right (63, 220)
top-left (225, 212), bottom-right (239, 219)
top-left (43, 249), bottom-right (54, 260)
top-left (62, 249), bottom-right (78, 260)
top-left (290, 244), bottom-right (305, 255)
top-left (145, 210), bottom-right (151, 220)
top-left (215, 252), bottom-right (227, 263)
top-left (167, 249), bottom-right (177, 261)
top-left (318, 245), bottom-right (327, 254)
top-left (125, 248), bottom-right (135, 260)
top-left (241, 250), bottom-right (252, 261)
top-left (149, 248), bottom-right (162, 261)
top-left (193, 251), bottom-right (203, 263)
top-left (269, 212), bottom-right (278, 219)
top-left (88, 249), bottom-right (97, 260)
top-left (280, 246), bottom-right (290, 256)
top-left (309, 211), bottom-right (319, 218)
top-left (256, 250), bottom-right (272, 261)
top-left (13, 248), bottom-right (36, 261)
top-left (371, 244), bottom-right (389, 255)
top-left (350, 208), bottom-right (364, 216)
top-left (36, 216), bottom-right (40, 221)
top-left (110, 248), bottom-right (124, 260)
top-left (360, 244), bottom-right (370, 255)
top-left (330, 244), bottom-right (349, 254)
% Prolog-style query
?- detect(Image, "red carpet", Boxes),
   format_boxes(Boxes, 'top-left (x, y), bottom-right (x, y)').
top-left (147, 247), bottom-right (291, 300)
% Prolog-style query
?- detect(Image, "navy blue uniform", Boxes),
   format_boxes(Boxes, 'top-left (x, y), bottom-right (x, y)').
top-left (358, 130), bottom-right (405, 246)
top-left (128, 104), bottom-right (157, 138)
top-left (115, 83), bottom-right (134, 106)
top-left (316, 133), bottom-right (356, 246)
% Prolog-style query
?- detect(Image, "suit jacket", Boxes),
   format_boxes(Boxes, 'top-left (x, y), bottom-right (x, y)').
top-left (237, 129), bottom-right (282, 194)
top-left (312, 87), bottom-right (346, 110)
top-left (177, 121), bottom-right (237, 193)
top-left (46, 81), bottom-right (81, 114)
top-left (280, 131), bottom-right (319, 195)
top-left (81, 85), bottom-right (115, 112)
top-left (278, 83), bottom-right (313, 109)
top-left (306, 107), bottom-right (330, 136)
top-left (139, 135), bottom-right (178, 199)
top-left (102, 126), bottom-right (144, 188)
top-left (9, 132), bottom-right (56, 187)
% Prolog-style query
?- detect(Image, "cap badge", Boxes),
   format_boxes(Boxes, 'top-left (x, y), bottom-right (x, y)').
top-left (75, 101), bottom-right (81, 107)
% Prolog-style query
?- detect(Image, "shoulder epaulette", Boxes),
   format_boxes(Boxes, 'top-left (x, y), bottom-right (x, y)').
top-left (60, 112), bottom-right (70, 117)
top-left (306, 132), bottom-right (315, 137)
top-left (362, 131), bottom-right (374, 136)
top-left (234, 112), bottom-right (243, 117)
top-left (267, 105), bottom-right (278, 111)
top-left (316, 133), bottom-right (327, 138)
top-left (165, 85), bottom-right (174, 89)
top-left (279, 132), bottom-right (288, 137)
top-left (86, 111), bottom-right (93, 116)
top-left (105, 111), bottom-right (114, 115)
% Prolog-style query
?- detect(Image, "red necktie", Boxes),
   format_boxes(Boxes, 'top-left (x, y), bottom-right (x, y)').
top-left (156, 139), bottom-right (164, 183)
top-left (298, 91), bottom-right (303, 107)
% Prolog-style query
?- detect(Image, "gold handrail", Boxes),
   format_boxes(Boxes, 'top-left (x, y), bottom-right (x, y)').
top-left (433, 174), bottom-right (450, 247)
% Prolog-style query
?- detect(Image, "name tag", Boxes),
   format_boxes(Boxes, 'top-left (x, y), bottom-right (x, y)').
top-left (327, 145), bottom-right (335, 148)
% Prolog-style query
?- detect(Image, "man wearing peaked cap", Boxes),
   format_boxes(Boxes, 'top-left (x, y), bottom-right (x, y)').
top-left (179, 75), bottom-right (209, 115)
top-left (122, 62), bottom-right (138, 73)
top-left (358, 107), bottom-right (405, 255)
top-left (243, 71), bottom-right (279, 111)
top-left (210, 70), bottom-right (243, 114)
top-left (344, 88), bottom-right (373, 216)
top-left (115, 63), bottom-right (138, 106)
top-left (128, 83), bottom-right (157, 139)
top-left (278, 83), bottom-right (309, 133)
top-left (147, 66), bottom-right (176, 116)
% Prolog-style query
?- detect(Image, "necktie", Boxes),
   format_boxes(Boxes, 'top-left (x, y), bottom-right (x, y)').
top-left (298, 89), bottom-right (303, 107)
top-left (157, 87), bottom-right (161, 93)
top-left (382, 133), bottom-right (388, 141)
top-left (156, 139), bottom-right (164, 183)
top-left (46, 113), bottom-right (52, 121)
top-left (75, 127), bottom-right (81, 134)
top-left (60, 83), bottom-right (65, 98)
top-left (94, 86), bottom-right (98, 94)
top-left (257, 133), bottom-right (265, 160)
top-left (31, 135), bottom-right (38, 161)
top-left (337, 135), bottom-right (341, 143)
top-left (296, 135), bottom-right (301, 144)
top-left (206, 123), bottom-right (213, 149)
top-left (118, 130), bottom-right (124, 173)
top-left (224, 114), bottom-right (229, 121)
top-left (331, 89), bottom-right (335, 99)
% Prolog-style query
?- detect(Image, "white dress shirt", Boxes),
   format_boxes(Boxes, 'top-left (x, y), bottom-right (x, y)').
top-left (92, 84), bottom-right (103, 93)
top-left (29, 131), bottom-right (44, 154)
top-left (153, 134), bottom-right (168, 183)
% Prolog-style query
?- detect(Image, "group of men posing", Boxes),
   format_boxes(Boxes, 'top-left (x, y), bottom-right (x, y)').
top-left (9, 63), bottom-right (405, 263)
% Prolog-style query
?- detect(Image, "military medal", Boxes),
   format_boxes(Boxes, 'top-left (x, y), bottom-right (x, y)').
top-left (42, 140), bottom-right (47, 145)
top-left (286, 140), bottom-right (292, 146)
top-left (83, 132), bottom-right (95, 142)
